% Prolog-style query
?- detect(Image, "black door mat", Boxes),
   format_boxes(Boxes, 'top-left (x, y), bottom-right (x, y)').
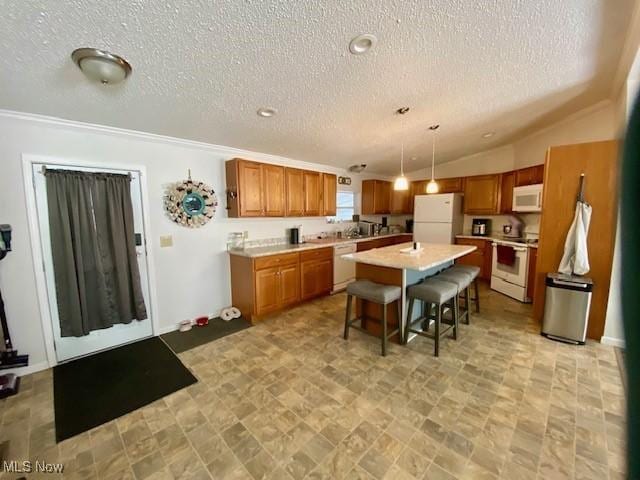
top-left (53, 336), bottom-right (196, 442)
top-left (161, 317), bottom-right (251, 354)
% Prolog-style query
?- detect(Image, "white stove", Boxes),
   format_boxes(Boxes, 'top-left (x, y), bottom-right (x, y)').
top-left (490, 239), bottom-right (531, 302)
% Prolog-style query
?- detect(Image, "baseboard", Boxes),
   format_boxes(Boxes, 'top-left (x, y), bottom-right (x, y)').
top-left (2, 360), bottom-right (50, 377)
top-left (601, 336), bottom-right (626, 348)
top-left (159, 324), bottom-right (180, 335)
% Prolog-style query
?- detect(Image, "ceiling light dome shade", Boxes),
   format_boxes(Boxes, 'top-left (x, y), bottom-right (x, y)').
top-left (72, 48), bottom-right (132, 84)
top-left (394, 175), bottom-right (409, 191)
top-left (426, 179), bottom-right (439, 194)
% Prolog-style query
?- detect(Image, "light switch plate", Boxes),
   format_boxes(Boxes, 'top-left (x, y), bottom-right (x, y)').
top-left (160, 235), bottom-right (173, 248)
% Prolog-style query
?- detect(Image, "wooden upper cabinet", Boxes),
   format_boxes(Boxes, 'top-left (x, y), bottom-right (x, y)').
top-left (390, 187), bottom-right (410, 214)
top-left (303, 170), bottom-right (322, 216)
top-left (437, 177), bottom-right (464, 193)
top-left (236, 159), bottom-right (264, 217)
top-left (321, 173), bottom-right (337, 216)
top-left (500, 171), bottom-right (515, 214)
top-left (409, 180), bottom-right (428, 213)
top-left (285, 168), bottom-right (305, 216)
top-left (515, 165), bottom-right (544, 186)
top-left (463, 174), bottom-right (501, 214)
top-left (362, 180), bottom-right (391, 214)
top-left (262, 164), bottom-right (285, 216)
top-left (226, 159), bottom-right (336, 218)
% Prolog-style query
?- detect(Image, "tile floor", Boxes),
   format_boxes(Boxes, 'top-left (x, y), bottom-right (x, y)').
top-left (0, 286), bottom-right (626, 479)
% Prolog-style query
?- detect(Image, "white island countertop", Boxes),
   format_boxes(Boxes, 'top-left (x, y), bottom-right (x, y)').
top-left (342, 242), bottom-right (476, 271)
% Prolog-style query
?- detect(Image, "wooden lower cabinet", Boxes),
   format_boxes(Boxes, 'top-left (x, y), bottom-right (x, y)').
top-left (454, 237), bottom-right (492, 280)
top-left (255, 267), bottom-right (280, 314)
top-left (301, 248), bottom-right (333, 300)
top-left (230, 248), bottom-right (332, 322)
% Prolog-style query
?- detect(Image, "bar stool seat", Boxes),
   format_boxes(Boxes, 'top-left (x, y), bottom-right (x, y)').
top-left (447, 265), bottom-right (481, 314)
top-left (344, 280), bottom-right (402, 356)
top-left (346, 280), bottom-right (402, 304)
top-left (449, 265), bottom-right (480, 278)
top-left (405, 278), bottom-right (458, 357)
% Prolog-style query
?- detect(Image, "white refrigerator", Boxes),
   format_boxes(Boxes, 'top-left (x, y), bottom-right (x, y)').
top-left (413, 193), bottom-right (464, 244)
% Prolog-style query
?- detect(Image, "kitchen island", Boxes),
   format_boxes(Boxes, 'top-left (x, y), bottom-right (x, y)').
top-left (342, 242), bottom-right (477, 343)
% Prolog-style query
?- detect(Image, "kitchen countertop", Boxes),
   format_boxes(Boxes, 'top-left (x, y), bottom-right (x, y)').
top-left (456, 234), bottom-right (538, 249)
top-left (342, 242), bottom-right (477, 272)
top-left (228, 232), bottom-right (412, 258)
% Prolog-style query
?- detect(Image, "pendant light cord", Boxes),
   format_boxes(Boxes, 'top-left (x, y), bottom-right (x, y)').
top-left (429, 124), bottom-right (440, 180)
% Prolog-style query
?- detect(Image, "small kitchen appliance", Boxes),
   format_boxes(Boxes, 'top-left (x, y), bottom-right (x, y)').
top-left (289, 225), bottom-right (303, 244)
top-left (472, 218), bottom-right (490, 236)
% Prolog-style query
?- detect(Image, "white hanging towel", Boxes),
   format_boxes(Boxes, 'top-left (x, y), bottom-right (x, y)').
top-left (558, 201), bottom-right (592, 275)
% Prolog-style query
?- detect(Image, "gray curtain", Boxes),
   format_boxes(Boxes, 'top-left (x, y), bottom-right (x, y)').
top-left (45, 169), bottom-right (147, 337)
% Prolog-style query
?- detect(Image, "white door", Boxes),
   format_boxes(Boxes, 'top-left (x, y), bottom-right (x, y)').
top-left (33, 164), bottom-right (153, 362)
top-left (414, 194), bottom-right (454, 223)
top-left (414, 222), bottom-right (454, 244)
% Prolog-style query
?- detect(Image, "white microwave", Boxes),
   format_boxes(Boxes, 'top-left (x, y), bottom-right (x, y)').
top-left (513, 183), bottom-right (543, 212)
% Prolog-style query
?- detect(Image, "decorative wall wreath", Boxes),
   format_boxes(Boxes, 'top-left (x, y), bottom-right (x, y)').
top-left (164, 170), bottom-right (217, 227)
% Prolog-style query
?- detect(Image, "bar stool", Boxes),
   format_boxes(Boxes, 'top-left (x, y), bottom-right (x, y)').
top-left (343, 280), bottom-right (402, 356)
top-left (448, 264), bottom-right (481, 313)
top-left (405, 278), bottom-right (458, 357)
top-left (436, 269), bottom-right (474, 325)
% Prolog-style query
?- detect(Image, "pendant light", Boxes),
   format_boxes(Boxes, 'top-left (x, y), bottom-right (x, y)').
top-left (393, 107), bottom-right (410, 191)
top-left (426, 124), bottom-right (440, 194)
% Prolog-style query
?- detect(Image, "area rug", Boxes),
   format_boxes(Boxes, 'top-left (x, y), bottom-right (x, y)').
top-left (53, 336), bottom-right (197, 442)
top-left (161, 316), bottom-right (251, 354)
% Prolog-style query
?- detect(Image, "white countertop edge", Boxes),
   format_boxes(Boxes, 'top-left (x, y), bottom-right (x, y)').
top-left (456, 235), bottom-right (538, 248)
top-left (342, 243), bottom-right (477, 272)
top-left (227, 232), bottom-right (412, 258)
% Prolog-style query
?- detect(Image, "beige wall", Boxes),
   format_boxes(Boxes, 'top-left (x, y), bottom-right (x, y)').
top-left (408, 145), bottom-right (515, 180)
top-left (408, 100), bottom-right (617, 179)
top-left (512, 101), bottom-right (618, 168)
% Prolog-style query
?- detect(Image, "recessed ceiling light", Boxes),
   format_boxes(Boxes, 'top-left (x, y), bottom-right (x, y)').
top-left (257, 107), bottom-right (277, 118)
top-left (71, 47), bottom-right (132, 85)
top-left (349, 34), bottom-right (377, 55)
top-left (482, 131), bottom-right (495, 138)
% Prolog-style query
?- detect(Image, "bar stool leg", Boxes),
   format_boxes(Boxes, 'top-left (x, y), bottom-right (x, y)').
top-left (396, 299), bottom-right (402, 345)
top-left (464, 287), bottom-right (471, 324)
top-left (434, 303), bottom-right (441, 357)
top-left (381, 303), bottom-right (388, 357)
top-left (422, 302), bottom-right (432, 331)
top-left (344, 294), bottom-right (353, 340)
top-left (405, 298), bottom-right (415, 344)
top-left (473, 279), bottom-right (480, 313)
top-left (452, 296), bottom-right (459, 340)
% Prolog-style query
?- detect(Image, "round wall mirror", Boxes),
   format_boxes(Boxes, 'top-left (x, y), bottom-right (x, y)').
top-left (182, 192), bottom-right (205, 216)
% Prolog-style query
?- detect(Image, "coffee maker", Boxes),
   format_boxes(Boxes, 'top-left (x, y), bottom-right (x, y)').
top-left (472, 218), bottom-right (490, 236)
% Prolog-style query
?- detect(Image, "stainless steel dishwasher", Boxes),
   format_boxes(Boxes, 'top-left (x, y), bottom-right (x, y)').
top-left (541, 273), bottom-right (593, 344)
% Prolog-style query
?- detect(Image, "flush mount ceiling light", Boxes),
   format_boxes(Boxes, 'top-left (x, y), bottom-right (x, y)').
top-left (71, 48), bottom-right (132, 85)
top-left (393, 107), bottom-right (410, 191)
top-left (257, 107), bottom-right (277, 118)
top-left (349, 34), bottom-right (377, 54)
top-left (348, 164), bottom-right (367, 173)
top-left (426, 125), bottom-right (440, 194)
top-left (482, 131), bottom-right (495, 138)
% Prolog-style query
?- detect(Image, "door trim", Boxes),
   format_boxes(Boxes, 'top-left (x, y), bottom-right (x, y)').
top-left (21, 154), bottom-right (160, 368)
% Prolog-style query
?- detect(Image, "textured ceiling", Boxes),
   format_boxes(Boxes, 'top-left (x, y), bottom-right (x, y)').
top-left (0, 0), bottom-right (633, 174)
